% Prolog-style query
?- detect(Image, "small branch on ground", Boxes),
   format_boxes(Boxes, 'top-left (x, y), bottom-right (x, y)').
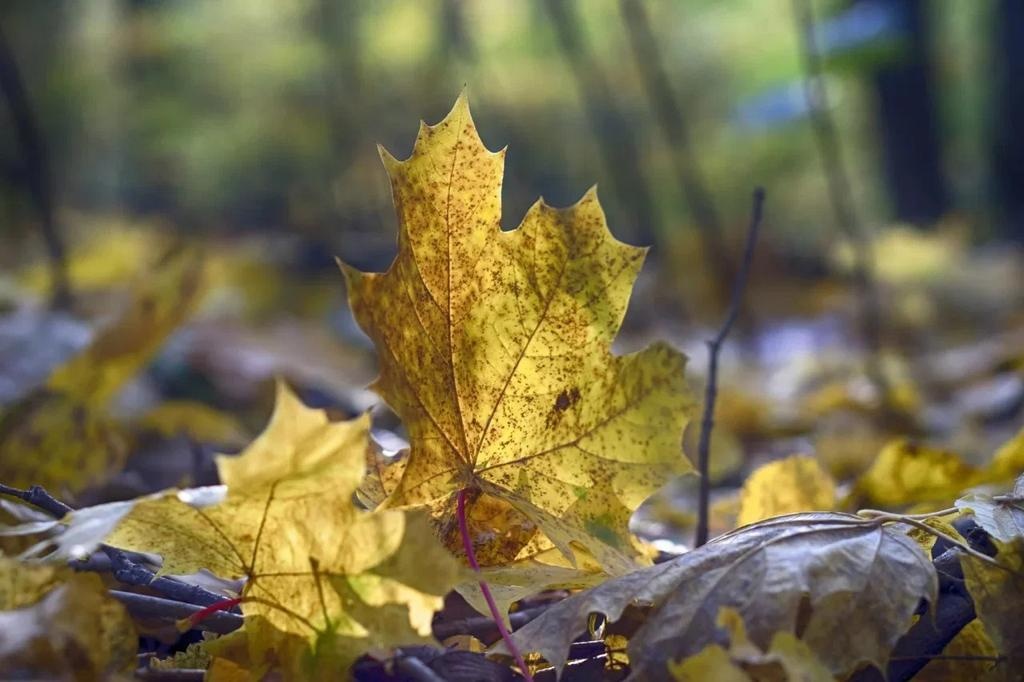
top-left (110, 590), bottom-right (242, 635)
top-left (0, 483), bottom-right (73, 517)
top-left (433, 604), bottom-right (550, 642)
top-left (0, 482), bottom-right (232, 609)
top-left (694, 188), bottom-right (765, 548)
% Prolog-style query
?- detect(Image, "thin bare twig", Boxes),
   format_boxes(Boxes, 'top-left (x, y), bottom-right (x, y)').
top-left (110, 590), bottom-right (242, 635)
top-left (695, 188), bottom-right (766, 548)
top-left (0, 483), bottom-right (73, 517)
top-left (790, 0), bottom-right (894, 418)
top-left (0, 482), bottom-right (231, 608)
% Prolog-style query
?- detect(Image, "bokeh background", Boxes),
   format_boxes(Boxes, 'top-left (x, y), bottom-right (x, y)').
top-left (0, 0), bottom-right (1021, 539)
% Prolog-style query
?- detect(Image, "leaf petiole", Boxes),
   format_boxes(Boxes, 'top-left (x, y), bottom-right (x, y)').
top-left (457, 488), bottom-right (534, 682)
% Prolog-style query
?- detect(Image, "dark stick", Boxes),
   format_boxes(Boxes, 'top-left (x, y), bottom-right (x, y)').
top-left (433, 604), bottom-right (550, 642)
top-left (0, 482), bottom-right (231, 608)
top-left (110, 590), bottom-right (242, 635)
top-left (0, 23), bottom-right (71, 309)
top-left (0, 483), bottom-right (73, 517)
top-left (789, 0), bottom-right (893, 419)
top-left (694, 188), bottom-right (765, 548)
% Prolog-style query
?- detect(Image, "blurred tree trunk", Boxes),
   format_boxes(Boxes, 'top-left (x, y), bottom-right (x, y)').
top-left (991, 0), bottom-right (1024, 242)
top-left (0, 21), bottom-right (70, 308)
top-left (540, 0), bottom-right (660, 248)
top-left (862, 0), bottom-right (949, 226)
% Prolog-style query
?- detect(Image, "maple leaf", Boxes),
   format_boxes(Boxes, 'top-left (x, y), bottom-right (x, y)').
top-left (954, 477), bottom-right (1024, 666)
top-left (851, 439), bottom-right (975, 509)
top-left (342, 93), bottom-right (693, 566)
top-left (504, 513), bottom-right (936, 678)
top-left (0, 245), bottom-right (204, 496)
top-left (736, 455), bottom-right (835, 527)
top-left (0, 556), bottom-right (137, 680)
top-left (97, 382), bottom-right (464, 676)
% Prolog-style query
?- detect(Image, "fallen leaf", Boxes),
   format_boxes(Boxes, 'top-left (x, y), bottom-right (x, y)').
top-left (0, 556), bottom-right (136, 680)
top-left (985, 426), bottom-right (1024, 484)
top-left (100, 383), bottom-right (464, 675)
top-left (342, 92), bottom-right (693, 569)
top-left (852, 439), bottom-right (975, 509)
top-left (736, 456), bottom-right (835, 527)
top-left (504, 513), bottom-right (936, 679)
top-left (0, 245), bottom-right (204, 495)
top-left (137, 400), bottom-right (249, 446)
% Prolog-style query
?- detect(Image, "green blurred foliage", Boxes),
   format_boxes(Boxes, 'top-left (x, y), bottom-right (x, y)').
top-left (0, 0), bottom-right (1003, 285)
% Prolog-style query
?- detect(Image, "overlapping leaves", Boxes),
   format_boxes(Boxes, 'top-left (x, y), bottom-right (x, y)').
top-left (504, 513), bottom-right (937, 679)
top-left (43, 382), bottom-right (464, 676)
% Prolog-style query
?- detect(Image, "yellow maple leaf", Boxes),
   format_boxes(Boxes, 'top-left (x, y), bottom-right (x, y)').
top-left (102, 382), bottom-right (464, 676)
top-left (851, 439), bottom-right (975, 509)
top-left (342, 93), bottom-right (694, 567)
top-left (0, 245), bottom-right (204, 496)
top-left (736, 455), bottom-right (835, 527)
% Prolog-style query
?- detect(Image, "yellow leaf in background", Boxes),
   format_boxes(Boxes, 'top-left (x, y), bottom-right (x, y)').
top-left (19, 219), bottom-right (170, 295)
top-left (342, 93), bottom-right (693, 569)
top-left (0, 557), bottom-right (136, 681)
top-left (0, 246), bottom-right (204, 496)
top-left (0, 393), bottom-right (129, 496)
top-left (737, 456), bottom-right (835, 527)
top-left (103, 384), bottom-right (464, 675)
top-left (986, 426), bottom-right (1024, 484)
top-left (138, 400), bottom-right (249, 445)
top-left (47, 244), bottom-right (205, 404)
top-left (852, 439), bottom-right (975, 509)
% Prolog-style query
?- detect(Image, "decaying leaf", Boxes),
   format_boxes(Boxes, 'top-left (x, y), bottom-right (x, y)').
top-left (960, 538), bottom-right (1024, 667)
top-left (736, 456), bottom-right (835, 527)
top-left (0, 556), bottom-right (136, 680)
top-left (98, 383), bottom-right (465, 676)
top-left (341, 92), bottom-right (694, 569)
top-left (852, 439), bottom-right (975, 509)
top-left (504, 513), bottom-right (936, 679)
top-left (667, 607), bottom-right (833, 682)
top-left (955, 490), bottom-right (1024, 544)
top-left (0, 246), bottom-right (204, 495)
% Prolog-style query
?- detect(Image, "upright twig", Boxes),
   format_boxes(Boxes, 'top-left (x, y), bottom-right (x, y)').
top-left (695, 189), bottom-right (765, 548)
top-left (619, 0), bottom-right (737, 305)
top-left (0, 23), bottom-right (71, 309)
top-left (790, 0), bottom-right (893, 417)
top-left (456, 489), bottom-right (534, 682)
